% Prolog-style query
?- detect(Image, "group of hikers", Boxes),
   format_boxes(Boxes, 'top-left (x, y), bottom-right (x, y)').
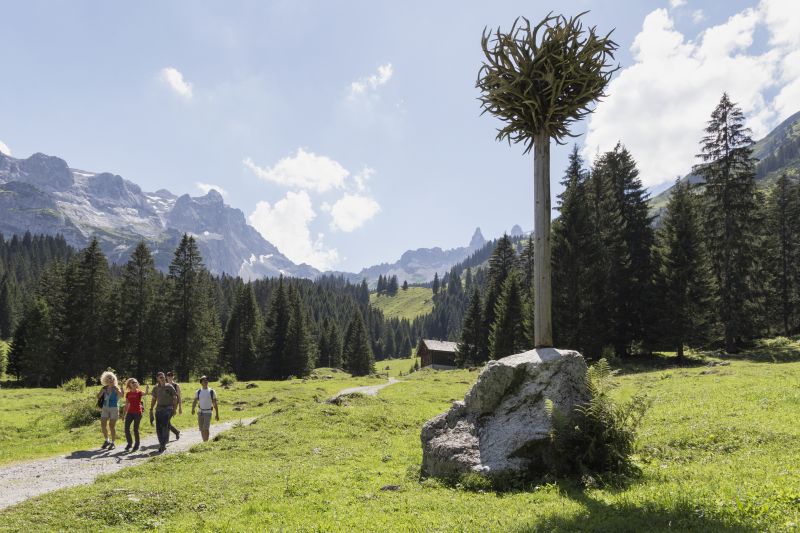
top-left (95, 370), bottom-right (219, 453)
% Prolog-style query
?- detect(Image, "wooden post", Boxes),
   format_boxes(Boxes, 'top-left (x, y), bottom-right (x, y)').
top-left (533, 131), bottom-right (553, 347)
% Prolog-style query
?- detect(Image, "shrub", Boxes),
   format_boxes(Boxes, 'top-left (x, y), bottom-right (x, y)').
top-left (547, 359), bottom-right (649, 480)
top-left (61, 376), bottom-right (87, 393)
top-left (0, 339), bottom-right (8, 380)
top-left (63, 395), bottom-right (102, 428)
top-left (219, 373), bottom-right (236, 387)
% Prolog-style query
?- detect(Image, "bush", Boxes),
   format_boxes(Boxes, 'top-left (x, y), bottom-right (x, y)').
top-left (219, 373), bottom-right (236, 387)
top-left (547, 359), bottom-right (649, 481)
top-left (62, 395), bottom-right (102, 428)
top-left (61, 376), bottom-right (86, 393)
top-left (0, 339), bottom-right (8, 380)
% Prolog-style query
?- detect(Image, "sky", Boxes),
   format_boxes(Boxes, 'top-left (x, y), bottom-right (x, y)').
top-left (1, 0), bottom-right (799, 272)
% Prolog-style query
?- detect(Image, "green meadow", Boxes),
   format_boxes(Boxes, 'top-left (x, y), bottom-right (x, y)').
top-left (1, 341), bottom-right (799, 532)
top-left (370, 287), bottom-right (434, 321)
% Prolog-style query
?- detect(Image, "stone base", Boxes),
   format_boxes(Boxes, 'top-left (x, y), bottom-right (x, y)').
top-left (420, 348), bottom-right (588, 479)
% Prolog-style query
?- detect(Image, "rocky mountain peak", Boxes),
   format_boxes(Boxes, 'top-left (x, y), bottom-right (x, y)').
top-left (469, 227), bottom-right (486, 249)
top-left (18, 153), bottom-right (73, 190)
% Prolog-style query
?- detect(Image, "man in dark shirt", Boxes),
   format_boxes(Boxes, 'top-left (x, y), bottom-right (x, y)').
top-left (149, 372), bottom-right (177, 453)
top-left (166, 371), bottom-right (182, 441)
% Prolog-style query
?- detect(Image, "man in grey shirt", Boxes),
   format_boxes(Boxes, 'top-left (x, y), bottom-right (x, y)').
top-left (149, 372), bottom-right (177, 453)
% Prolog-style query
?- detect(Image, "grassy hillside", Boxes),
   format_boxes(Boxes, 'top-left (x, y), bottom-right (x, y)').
top-left (370, 287), bottom-right (433, 320)
top-left (2, 339), bottom-right (799, 531)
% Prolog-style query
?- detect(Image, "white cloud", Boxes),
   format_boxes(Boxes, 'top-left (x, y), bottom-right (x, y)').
top-left (669, 0), bottom-right (686, 8)
top-left (248, 190), bottom-right (339, 270)
top-left (243, 149), bottom-right (349, 193)
top-left (583, 2), bottom-right (800, 188)
top-left (349, 63), bottom-right (393, 98)
top-left (352, 167), bottom-right (375, 192)
top-left (692, 9), bottom-right (705, 23)
top-left (0, 140), bottom-right (10, 156)
top-left (327, 193), bottom-right (381, 232)
top-left (195, 182), bottom-right (227, 197)
top-left (160, 67), bottom-right (193, 99)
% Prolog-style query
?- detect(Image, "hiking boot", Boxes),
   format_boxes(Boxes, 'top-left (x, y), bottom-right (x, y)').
top-left (101, 441), bottom-right (110, 449)
top-left (108, 442), bottom-right (116, 450)
top-left (175, 430), bottom-right (180, 441)
top-left (124, 444), bottom-right (131, 451)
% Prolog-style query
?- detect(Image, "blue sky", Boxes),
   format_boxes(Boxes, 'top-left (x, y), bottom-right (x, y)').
top-left (1, 0), bottom-right (798, 272)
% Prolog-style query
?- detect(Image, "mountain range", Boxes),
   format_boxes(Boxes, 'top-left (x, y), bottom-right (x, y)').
top-left (0, 150), bottom-right (515, 284)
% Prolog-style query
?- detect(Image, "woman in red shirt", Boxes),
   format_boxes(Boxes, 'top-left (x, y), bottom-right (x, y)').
top-left (122, 378), bottom-right (146, 452)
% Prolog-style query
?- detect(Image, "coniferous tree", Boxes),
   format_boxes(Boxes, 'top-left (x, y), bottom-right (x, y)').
top-left (284, 287), bottom-right (313, 378)
top-left (519, 234), bottom-right (535, 299)
top-left (9, 298), bottom-right (55, 386)
top-left (432, 273), bottom-right (440, 295)
top-left (479, 234), bottom-right (517, 361)
top-left (388, 275), bottom-right (399, 296)
top-left (343, 310), bottom-right (374, 376)
top-left (261, 276), bottom-right (290, 379)
top-left (695, 93), bottom-right (762, 353)
top-left (118, 242), bottom-right (158, 378)
top-left (0, 274), bottom-right (16, 339)
top-left (377, 275), bottom-right (386, 295)
top-left (222, 283), bottom-right (261, 379)
top-left (63, 238), bottom-right (112, 378)
top-left (766, 173), bottom-right (800, 335)
top-left (166, 234), bottom-right (221, 378)
top-left (658, 180), bottom-right (716, 359)
top-left (402, 280), bottom-right (409, 291)
top-left (456, 286), bottom-right (483, 367)
top-left (489, 271), bottom-right (528, 359)
top-left (327, 320), bottom-right (344, 368)
top-left (446, 267), bottom-right (462, 296)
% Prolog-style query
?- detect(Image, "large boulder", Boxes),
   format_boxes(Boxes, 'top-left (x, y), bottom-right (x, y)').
top-left (421, 348), bottom-right (588, 479)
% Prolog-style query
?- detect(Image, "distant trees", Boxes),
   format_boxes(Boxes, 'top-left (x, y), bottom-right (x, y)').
top-left (765, 173), bottom-right (800, 336)
top-left (343, 310), bottom-right (375, 376)
top-left (376, 274), bottom-right (400, 296)
top-left (222, 284), bottom-right (261, 379)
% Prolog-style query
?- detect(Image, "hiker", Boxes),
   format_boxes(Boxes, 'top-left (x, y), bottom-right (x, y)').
top-left (149, 372), bottom-right (177, 453)
top-left (97, 371), bottom-right (123, 450)
top-left (166, 371), bottom-right (182, 441)
top-left (122, 378), bottom-right (145, 452)
top-left (191, 375), bottom-right (219, 442)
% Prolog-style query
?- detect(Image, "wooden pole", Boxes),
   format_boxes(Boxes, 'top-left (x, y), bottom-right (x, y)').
top-left (533, 131), bottom-right (553, 347)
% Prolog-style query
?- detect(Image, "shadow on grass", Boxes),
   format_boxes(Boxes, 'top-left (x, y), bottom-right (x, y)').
top-left (714, 336), bottom-right (800, 364)
top-left (514, 486), bottom-right (756, 533)
top-left (603, 353), bottom-right (707, 376)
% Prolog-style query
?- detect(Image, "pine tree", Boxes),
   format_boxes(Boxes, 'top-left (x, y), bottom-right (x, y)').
top-left (456, 286), bottom-right (483, 367)
top-left (766, 174), bottom-right (800, 336)
top-left (327, 320), bottom-right (344, 368)
top-left (343, 310), bottom-right (374, 376)
top-left (9, 298), bottom-right (55, 386)
top-left (479, 235), bottom-right (517, 362)
top-left (658, 180), bottom-right (716, 359)
top-left (519, 234), bottom-right (535, 299)
top-left (222, 283), bottom-right (261, 379)
top-left (388, 275), bottom-right (399, 296)
top-left (695, 93), bottom-right (762, 353)
top-left (432, 273), bottom-right (440, 295)
top-left (402, 280), bottom-right (409, 291)
top-left (118, 242), bottom-right (158, 378)
top-left (446, 267), bottom-right (462, 296)
top-left (489, 271), bottom-right (528, 359)
top-left (377, 275), bottom-right (386, 295)
top-left (0, 274), bottom-right (15, 340)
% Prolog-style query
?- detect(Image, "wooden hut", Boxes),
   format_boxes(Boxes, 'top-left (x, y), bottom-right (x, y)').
top-left (417, 339), bottom-right (458, 369)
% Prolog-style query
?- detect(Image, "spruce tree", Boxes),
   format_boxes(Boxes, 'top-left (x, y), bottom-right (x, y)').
top-left (0, 274), bottom-right (16, 339)
top-left (343, 310), bottom-right (374, 376)
top-left (402, 280), bottom-right (409, 291)
top-left (658, 180), bottom-right (716, 359)
top-left (695, 93), bottom-right (762, 353)
top-left (432, 273), bottom-right (440, 295)
top-left (222, 283), bottom-right (261, 379)
top-left (489, 271), bottom-right (528, 359)
top-left (119, 242), bottom-right (158, 378)
top-left (519, 234), bottom-right (535, 299)
top-left (479, 235), bottom-right (517, 361)
top-left (260, 276), bottom-right (290, 379)
top-left (327, 320), bottom-right (344, 368)
top-left (388, 275), bottom-right (399, 296)
top-left (284, 287), bottom-right (313, 378)
top-left (766, 174), bottom-right (800, 336)
top-left (456, 286), bottom-right (483, 367)
top-left (9, 298), bottom-right (55, 386)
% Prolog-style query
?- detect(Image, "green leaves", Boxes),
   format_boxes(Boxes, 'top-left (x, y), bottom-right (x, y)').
top-left (477, 13), bottom-right (618, 151)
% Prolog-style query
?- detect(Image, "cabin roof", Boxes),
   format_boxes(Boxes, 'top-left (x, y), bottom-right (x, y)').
top-left (421, 339), bottom-right (458, 353)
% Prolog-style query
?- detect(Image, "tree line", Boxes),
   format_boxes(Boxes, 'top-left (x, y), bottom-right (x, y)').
top-left (448, 93), bottom-right (800, 364)
top-left (4, 235), bottom-right (417, 386)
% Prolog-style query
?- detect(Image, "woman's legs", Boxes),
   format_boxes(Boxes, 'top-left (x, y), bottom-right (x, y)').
top-left (132, 413), bottom-right (141, 447)
top-left (109, 418), bottom-right (117, 442)
top-left (101, 417), bottom-right (109, 441)
top-left (124, 414), bottom-right (134, 447)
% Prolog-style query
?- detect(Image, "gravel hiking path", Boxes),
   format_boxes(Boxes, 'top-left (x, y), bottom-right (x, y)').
top-left (0, 417), bottom-right (256, 511)
top-left (331, 377), bottom-right (401, 400)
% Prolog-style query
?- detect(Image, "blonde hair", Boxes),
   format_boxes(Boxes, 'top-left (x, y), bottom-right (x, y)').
top-left (100, 371), bottom-right (118, 387)
top-left (125, 377), bottom-right (139, 390)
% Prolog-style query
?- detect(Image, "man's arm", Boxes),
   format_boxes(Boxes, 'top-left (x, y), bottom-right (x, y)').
top-left (149, 388), bottom-right (155, 424)
top-left (191, 392), bottom-right (198, 415)
top-left (213, 394), bottom-right (219, 421)
top-left (177, 385), bottom-right (182, 414)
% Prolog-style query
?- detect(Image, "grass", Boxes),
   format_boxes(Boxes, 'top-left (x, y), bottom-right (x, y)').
top-left (376, 356), bottom-right (419, 378)
top-left (1, 344), bottom-right (800, 531)
top-left (0, 338), bottom-right (8, 379)
top-left (370, 287), bottom-right (433, 320)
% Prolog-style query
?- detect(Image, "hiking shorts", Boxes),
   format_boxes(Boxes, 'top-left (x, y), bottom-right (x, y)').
top-left (101, 406), bottom-right (119, 420)
top-left (198, 411), bottom-right (212, 432)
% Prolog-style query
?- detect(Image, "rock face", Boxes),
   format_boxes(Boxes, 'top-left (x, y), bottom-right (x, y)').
top-left (421, 348), bottom-right (589, 479)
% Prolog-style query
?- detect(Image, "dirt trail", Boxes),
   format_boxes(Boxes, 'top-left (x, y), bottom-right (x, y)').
top-left (330, 377), bottom-right (401, 399)
top-left (0, 417), bottom-right (255, 511)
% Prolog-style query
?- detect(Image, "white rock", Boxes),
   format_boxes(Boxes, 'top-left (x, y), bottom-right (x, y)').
top-left (420, 348), bottom-right (588, 479)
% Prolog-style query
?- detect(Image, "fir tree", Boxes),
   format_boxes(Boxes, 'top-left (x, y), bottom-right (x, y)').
top-left (388, 275), bottom-right (399, 296)
top-left (456, 286), bottom-right (483, 367)
top-left (118, 242), bottom-right (158, 378)
top-left (402, 280), bottom-right (409, 291)
top-left (432, 273), bottom-right (440, 295)
top-left (519, 234), bottom-right (535, 299)
top-left (694, 93), bottom-right (762, 353)
top-left (480, 234), bottom-right (517, 361)
top-left (446, 267), bottom-right (462, 296)
top-left (0, 274), bottom-right (15, 340)
top-left (658, 180), bottom-right (716, 359)
top-left (489, 271), bottom-right (528, 359)
top-left (343, 310), bottom-right (374, 376)
top-left (327, 320), bottom-right (344, 368)
top-left (9, 298), bottom-right (55, 386)
top-left (260, 276), bottom-right (290, 379)
top-left (284, 287), bottom-right (313, 378)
